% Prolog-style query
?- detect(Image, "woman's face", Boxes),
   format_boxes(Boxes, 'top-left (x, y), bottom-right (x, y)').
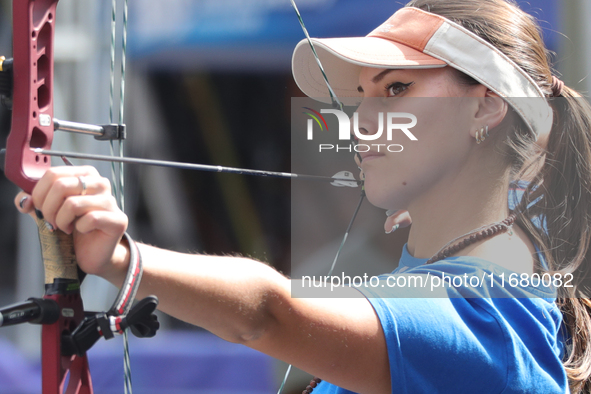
top-left (355, 66), bottom-right (483, 211)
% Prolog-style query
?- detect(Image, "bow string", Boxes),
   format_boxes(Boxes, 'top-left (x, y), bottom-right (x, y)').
top-left (107, 0), bottom-right (133, 391)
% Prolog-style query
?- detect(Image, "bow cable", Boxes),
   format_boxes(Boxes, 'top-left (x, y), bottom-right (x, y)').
top-left (108, 0), bottom-right (133, 392)
top-left (109, 0), bottom-right (128, 211)
top-left (120, 2), bottom-right (133, 392)
top-left (289, 0), bottom-right (343, 111)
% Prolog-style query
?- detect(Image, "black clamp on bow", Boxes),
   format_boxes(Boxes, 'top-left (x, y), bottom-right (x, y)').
top-left (62, 296), bottom-right (160, 357)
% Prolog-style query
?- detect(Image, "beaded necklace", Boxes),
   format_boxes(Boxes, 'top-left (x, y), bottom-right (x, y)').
top-left (302, 377), bottom-right (322, 393)
top-left (426, 214), bottom-right (516, 264)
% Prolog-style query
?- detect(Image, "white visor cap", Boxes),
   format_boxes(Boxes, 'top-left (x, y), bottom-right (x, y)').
top-left (292, 7), bottom-right (553, 140)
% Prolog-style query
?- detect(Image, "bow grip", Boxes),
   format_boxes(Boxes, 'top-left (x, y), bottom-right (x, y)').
top-left (35, 216), bottom-right (79, 284)
top-left (4, 0), bottom-right (59, 194)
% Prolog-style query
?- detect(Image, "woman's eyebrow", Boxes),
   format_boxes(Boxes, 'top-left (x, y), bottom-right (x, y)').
top-left (357, 69), bottom-right (397, 92)
top-left (372, 69), bottom-right (396, 83)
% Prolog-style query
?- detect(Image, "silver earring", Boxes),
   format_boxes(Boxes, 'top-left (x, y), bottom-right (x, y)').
top-left (475, 126), bottom-right (488, 144)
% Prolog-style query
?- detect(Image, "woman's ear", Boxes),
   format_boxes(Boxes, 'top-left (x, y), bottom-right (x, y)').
top-left (469, 90), bottom-right (508, 140)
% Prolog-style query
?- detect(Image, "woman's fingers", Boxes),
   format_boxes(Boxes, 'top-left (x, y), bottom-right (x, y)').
top-left (54, 193), bottom-right (122, 235)
top-left (42, 176), bottom-right (111, 232)
top-left (31, 166), bottom-right (100, 213)
top-left (75, 209), bottom-right (128, 237)
top-left (30, 167), bottom-right (110, 231)
top-left (14, 191), bottom-right (43, 223)
top-left (15, 166), bottom-right (124, 237)
top-left (15, 191), bottom-right (34, 213)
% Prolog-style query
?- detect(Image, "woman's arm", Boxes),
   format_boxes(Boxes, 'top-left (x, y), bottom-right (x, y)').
top-left (16, 166), bottom-right (391, 394)
top-left (134, 244), bottom-right (390, 394)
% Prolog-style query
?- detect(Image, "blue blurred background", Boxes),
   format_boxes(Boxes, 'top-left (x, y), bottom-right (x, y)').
top-left (0, 0), bottom-right (588, 393)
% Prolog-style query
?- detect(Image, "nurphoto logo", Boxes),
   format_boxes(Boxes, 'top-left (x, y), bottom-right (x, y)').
top-left (303, 108), bottom-right (418, 153)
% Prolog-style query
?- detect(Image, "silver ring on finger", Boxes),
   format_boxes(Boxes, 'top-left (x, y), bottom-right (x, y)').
top-left (78, 176), bottom-right (87, 196)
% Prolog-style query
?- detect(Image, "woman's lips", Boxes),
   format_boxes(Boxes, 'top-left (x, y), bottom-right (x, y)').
top-left (359, 151), bottom-right (384, 163)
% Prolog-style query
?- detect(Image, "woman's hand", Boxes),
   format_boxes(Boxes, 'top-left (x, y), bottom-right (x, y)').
top-left (14, 166), bottom-right (130, 282)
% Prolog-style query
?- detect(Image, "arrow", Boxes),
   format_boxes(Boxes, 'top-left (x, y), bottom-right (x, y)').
top-left (33, 149), bottom-right (361, 187)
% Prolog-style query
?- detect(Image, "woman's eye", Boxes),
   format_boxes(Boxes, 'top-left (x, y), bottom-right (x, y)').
top-left (386, 82), bottom-right (413, 96)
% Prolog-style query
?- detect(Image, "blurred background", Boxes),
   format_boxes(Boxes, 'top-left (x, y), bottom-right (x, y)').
top-left (0, 0), bottom-right (588, 393)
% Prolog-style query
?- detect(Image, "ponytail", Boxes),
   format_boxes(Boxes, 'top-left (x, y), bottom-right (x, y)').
top-left (515, 88), bottom-right (591, 393)
top-left (542, 89), bottom-right (591, 393)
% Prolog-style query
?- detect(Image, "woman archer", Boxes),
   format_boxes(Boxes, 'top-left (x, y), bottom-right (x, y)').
top-left (15, 0), bottom-right (591, 393)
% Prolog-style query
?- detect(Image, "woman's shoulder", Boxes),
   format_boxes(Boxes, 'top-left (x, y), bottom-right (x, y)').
top-left (356, 268), bottom-right (567, 393)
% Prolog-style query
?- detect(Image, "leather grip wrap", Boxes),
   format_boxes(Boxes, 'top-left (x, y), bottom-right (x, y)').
top-left (35, 217), bottom-right (79, 284)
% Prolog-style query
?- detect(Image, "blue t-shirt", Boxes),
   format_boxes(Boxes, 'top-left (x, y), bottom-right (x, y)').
top-left (314, 246), bottom-right (568, 393)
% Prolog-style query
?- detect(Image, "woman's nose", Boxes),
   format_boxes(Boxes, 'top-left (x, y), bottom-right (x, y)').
top-left (351, 122), bottom-right (371, 141)
top-left (351, 110), bottom-right (384, 141)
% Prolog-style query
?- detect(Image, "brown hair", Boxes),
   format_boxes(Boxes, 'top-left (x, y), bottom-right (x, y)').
top-left (405, 0), bottom-right (591, 392)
